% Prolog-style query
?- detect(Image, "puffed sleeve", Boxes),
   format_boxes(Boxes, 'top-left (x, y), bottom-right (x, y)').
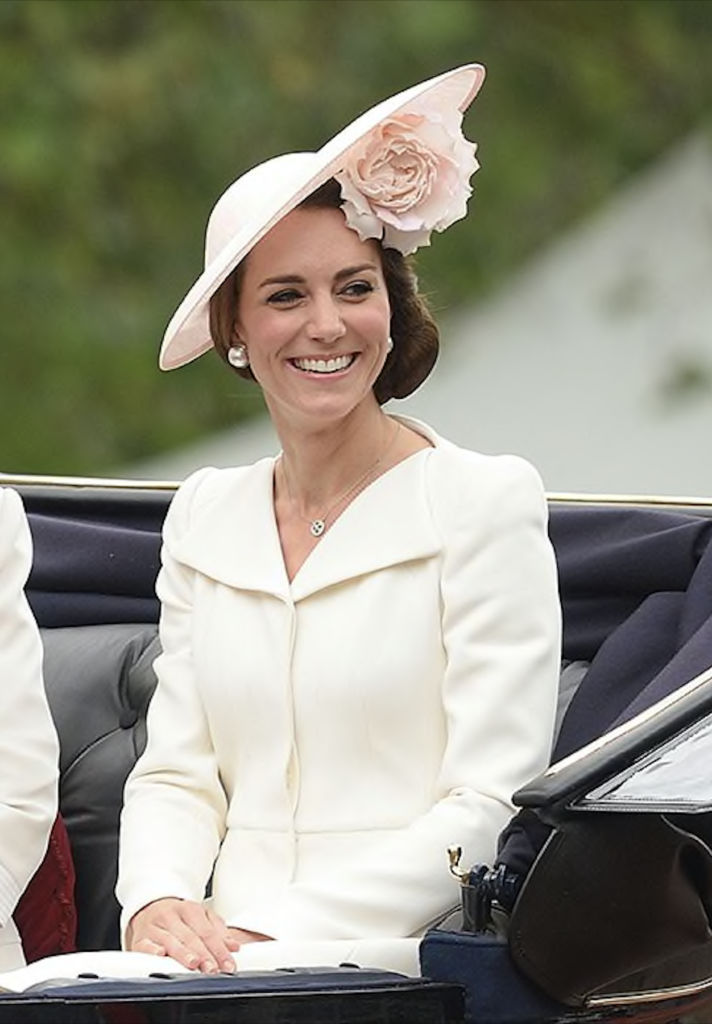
top-left (116, 469), bottom-right (228, 939)
top-left (0, 488), bottom-right (59, 926)
top-left (235, 451), bottom-right (561, 940)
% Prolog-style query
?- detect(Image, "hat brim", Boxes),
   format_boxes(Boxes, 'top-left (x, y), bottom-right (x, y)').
top-left (159, 64), bottom-right (485, 371)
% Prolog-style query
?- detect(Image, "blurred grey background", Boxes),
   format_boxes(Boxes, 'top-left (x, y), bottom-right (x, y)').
top-left (3, 0), bottom-right (711, 496)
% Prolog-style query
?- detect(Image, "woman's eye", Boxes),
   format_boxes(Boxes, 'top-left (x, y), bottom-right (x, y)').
top-left (267, 289), bottom-right (303, 305)
top-left (341, 280), bottom-right (374, 298)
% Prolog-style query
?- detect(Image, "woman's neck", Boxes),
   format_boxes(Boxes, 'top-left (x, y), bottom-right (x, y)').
top-left (274, 405), bottom-right (395, 518)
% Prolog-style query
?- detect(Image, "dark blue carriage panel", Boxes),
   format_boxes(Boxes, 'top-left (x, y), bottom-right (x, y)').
top-left (20, 484), bottom-right (170, 628)
top-left (420, 931), bottom-right (570, 1024)
top-left (547, 502), bottom-right (712, 757)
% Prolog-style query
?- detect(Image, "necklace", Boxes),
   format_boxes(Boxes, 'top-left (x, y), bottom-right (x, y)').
top-left (283, 421), bottom-right (401, 538)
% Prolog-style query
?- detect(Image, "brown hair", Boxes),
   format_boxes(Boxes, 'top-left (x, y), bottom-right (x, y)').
top-left (209, 179), bottom-right (440, 403)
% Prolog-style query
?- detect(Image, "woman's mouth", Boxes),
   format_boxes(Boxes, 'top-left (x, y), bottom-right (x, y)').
top-left (291, 354), bottom-right (356, 374)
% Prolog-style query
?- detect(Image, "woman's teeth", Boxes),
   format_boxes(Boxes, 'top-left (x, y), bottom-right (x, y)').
top-left (292, 355), bottom-right (355, 374)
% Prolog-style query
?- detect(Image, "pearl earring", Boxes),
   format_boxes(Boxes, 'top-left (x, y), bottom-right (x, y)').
top-left (386, 336), bottom-right (394, 353)
top-left (227, 343), bottom-right (249, 369)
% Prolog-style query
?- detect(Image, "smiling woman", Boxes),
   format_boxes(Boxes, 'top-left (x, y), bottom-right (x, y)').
top-left (116, 65), bottom-right (562, 979)
top-left (228, 205), bottom-right (392, 431)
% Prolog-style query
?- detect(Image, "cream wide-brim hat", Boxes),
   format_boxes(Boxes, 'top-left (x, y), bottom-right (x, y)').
top-left (159, 63), bottom-right (485, 371)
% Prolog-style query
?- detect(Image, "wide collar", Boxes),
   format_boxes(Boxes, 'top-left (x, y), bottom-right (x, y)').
top-left (172, 418), bottom-right (443, 603)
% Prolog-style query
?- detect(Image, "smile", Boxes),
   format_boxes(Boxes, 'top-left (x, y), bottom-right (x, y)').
top-left (291, 355), bottom-right (356, 374)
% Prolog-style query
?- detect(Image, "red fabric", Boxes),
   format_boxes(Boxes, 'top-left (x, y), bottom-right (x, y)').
top-left (13, 814), bottom-right (77, 962)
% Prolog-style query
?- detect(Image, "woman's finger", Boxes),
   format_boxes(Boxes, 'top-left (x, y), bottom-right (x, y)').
top-left (179, 905), bottom-right (237, 972)
top-left (132, 935), bottom-right (166, 956)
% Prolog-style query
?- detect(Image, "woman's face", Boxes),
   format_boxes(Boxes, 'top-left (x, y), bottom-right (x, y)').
top-left (234, 206), bottom-right (391, 431)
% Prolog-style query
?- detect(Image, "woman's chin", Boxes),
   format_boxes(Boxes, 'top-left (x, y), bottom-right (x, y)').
top-left (269, 390), bottom-right (381, 432)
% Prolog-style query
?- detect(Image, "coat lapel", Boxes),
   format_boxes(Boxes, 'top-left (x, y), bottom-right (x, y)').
top-left (172, 457), bottom-right (292, 601)
top-left (171, 427), bottom-right (442, 602)
top-left (290, 448), bottom-right (440, 602)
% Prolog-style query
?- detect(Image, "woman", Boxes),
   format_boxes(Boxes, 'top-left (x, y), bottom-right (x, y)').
top-left (117, 65), bottom-right (561, 976)
top-left (0, 488), bottom-right (59, 970)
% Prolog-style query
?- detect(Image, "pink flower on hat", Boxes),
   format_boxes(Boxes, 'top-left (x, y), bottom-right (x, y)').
top-left (335, 106), bottom-right (479, 256)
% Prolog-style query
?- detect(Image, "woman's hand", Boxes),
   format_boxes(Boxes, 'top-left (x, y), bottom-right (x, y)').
top-left (127, 898), bottom-right (242, 974)
top-left (227, 927), bottom-right (272, 945)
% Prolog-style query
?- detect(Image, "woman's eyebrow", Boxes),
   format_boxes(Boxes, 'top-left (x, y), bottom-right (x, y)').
top-left (333, 263), bottom-right (379, 281)
top-left (258, 274), bottom-right (304, 288)
top-left (257, 263), bottom-right (378, 289)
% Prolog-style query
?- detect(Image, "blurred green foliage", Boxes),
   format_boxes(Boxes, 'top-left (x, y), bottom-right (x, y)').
top-left (2, 0), bottom-right (711, 473)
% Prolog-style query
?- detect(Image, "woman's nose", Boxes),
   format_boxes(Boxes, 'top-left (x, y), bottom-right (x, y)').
top-left (306, 296), bottom-right (346, 343)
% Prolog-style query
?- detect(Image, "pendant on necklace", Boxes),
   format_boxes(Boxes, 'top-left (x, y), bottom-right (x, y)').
top-left (310, 519), bottom-right (326, 538)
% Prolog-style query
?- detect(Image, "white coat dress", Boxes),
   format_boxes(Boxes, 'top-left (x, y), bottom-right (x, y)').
top-left (117, 419), bottom-right (561, 970)
top-left (0, 488), bottom-right (59, 970)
